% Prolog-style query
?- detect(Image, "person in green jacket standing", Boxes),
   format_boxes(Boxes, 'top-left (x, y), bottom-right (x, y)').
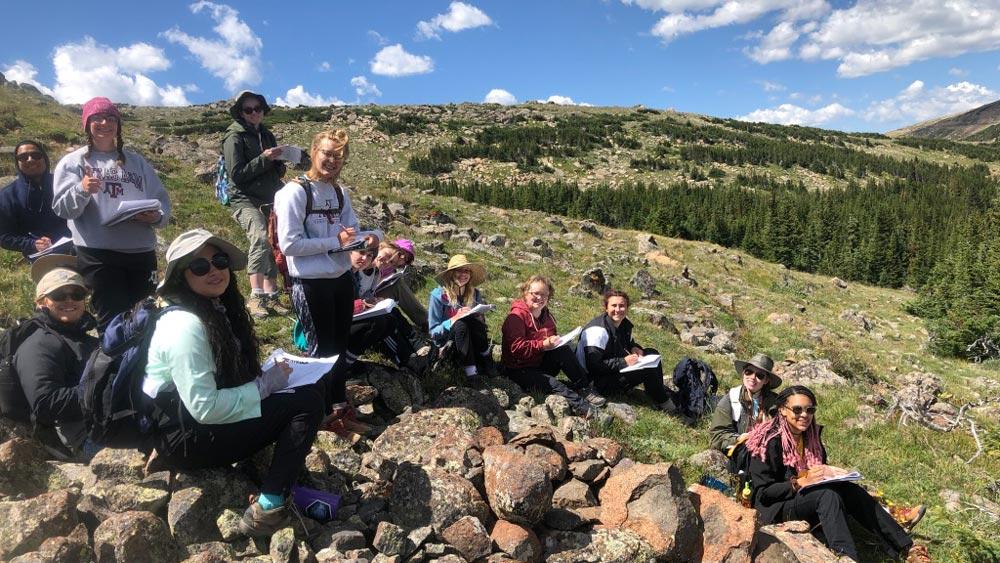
top-left (222, 90), bottom-right (289, 319)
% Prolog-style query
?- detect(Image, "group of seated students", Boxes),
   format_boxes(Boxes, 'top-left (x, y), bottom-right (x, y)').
top-left (2, 96), bottom-right (931, 560)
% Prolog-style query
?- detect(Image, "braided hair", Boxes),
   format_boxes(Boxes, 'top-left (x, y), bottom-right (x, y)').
top-left (745, 385), bottom-right (824, 471)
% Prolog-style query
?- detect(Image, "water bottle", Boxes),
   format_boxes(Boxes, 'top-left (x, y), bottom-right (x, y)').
top-left (700, 475), bottom-right (734, 496)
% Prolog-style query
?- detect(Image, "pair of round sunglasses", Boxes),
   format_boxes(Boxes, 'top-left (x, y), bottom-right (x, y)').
top-left (187, 253), bottom-right (230, 276)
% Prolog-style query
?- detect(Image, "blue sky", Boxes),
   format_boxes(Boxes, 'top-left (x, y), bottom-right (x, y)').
top-left (5, 0), bottom-right (1000, 132)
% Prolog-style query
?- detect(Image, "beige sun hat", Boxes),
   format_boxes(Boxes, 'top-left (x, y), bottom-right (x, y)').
top-left (435, 254), bottom-right (486, 286)
top-left (158, 229), bottom-right (247, 291)
top-left (31, 254), bottom-right (79, 284)
top-left (733, 353), bottom-right (782, 390)
top-left (35, 268), bottom-right (88, 300)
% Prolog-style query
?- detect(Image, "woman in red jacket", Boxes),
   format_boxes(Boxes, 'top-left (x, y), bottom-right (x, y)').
top-left (501, 275), bottom-right (605, 416)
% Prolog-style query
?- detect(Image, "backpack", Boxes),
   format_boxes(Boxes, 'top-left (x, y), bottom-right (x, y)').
top-left (671, 356), bottom-right (719, 419)
top-left (79, 298), bottom-right (178, 448)
top-left (0, 318), bottom-right (56, 422)
top-left (267, 175), bottom-right (344, 290)
top-left (215, 155), bottom-right (230, 205)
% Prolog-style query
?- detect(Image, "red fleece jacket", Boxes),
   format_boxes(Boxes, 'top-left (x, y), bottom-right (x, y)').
top-left (501, 299), bottom-right (558, 369)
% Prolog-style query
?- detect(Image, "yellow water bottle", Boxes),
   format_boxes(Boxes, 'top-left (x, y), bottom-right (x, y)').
top-left (740, 482), bottom-right (752, 507)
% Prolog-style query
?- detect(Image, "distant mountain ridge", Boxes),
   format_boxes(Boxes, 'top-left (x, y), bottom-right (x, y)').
top-left (889, 98), bottom-right (1000, 141)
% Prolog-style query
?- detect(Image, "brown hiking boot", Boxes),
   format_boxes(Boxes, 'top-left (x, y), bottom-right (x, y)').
top-left (239, 497), bottom-right (291, 538)
top-left (264, 293), bottom-right (291, 316)
top-left (895, 504), bottom-right (927, 531)
top-left (904, 544), bottom-right (932, 563)
top-left (247, 294), bottom-right (269, 319)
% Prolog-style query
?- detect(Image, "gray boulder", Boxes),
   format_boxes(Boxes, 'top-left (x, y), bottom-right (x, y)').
top-left (93, 511), bottom-right (177, 563)
top-left (388, 463), bottom-right (490, 532)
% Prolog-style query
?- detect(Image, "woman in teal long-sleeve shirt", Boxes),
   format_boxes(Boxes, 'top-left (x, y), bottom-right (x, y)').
top-left (143, 229), bottom-right (323, 538)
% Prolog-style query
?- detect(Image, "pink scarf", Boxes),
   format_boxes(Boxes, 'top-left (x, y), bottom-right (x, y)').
top-left (745, 415), bottom-right (824, 471)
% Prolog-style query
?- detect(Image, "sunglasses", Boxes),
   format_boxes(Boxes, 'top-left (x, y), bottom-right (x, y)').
top-left (785, 405), bottom-right (817, 416)
top-left (187, 253), bottom-right (230, 276)
top-left (743, 368), bottom-right (768, 380)
top-left (16, 151), bottom-right (44, 163)
top-left (48, 288), bottom-right (87, 302)
top-left (242, 105), bottom-right (264, 114)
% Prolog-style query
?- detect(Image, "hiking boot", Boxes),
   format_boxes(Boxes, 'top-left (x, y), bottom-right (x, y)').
top-left (904, 545), bottom-right (931, 563)
top-left (239, 497), bottom-right (292, 538)
top-left (895, 504), bottom-right (927, 531)
top-left (656, 398), bottom-right (680, 414)
top-left (580, 386), bottom-right (607, 407)
top-left (247, 294), bottom-right (270, 319)
top-left (264, 293), bottom-right (291, 316)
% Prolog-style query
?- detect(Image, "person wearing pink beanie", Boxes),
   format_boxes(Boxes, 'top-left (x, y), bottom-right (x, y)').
top-left (51, 97), bottom-right (171, 332)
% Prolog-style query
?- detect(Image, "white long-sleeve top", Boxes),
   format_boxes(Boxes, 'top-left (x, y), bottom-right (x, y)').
top-left (273, 178), bottom-right (381, 279)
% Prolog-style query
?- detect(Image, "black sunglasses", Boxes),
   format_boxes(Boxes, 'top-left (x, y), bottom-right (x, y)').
top-left (242, 105), bottom-right (264, 114)
top-left (48, 288), bottom-right (87, 302)
top-left (743, 368), bottom-right (769, 380)
top-left (785, 405), bottom-right (817, 416)
top-left (16, 151), bottom-right (44, 163)
top-left (187, 253), bottom-right (230, 276)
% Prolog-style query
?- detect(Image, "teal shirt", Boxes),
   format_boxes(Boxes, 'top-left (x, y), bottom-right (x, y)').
top-left (144, 310), bottom-right (261, 424)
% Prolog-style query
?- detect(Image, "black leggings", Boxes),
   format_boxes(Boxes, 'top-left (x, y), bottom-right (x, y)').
top-left (594, 347), bottom-right (670, 404)
top-left (505, 346), bottom-right (592, 414)
top-left (76, 247), bottom-right (157, 333)
top-left (154, 386), bottom-right (323, 496)
top-left (777, 482), bottom-right (912, 559)
top-left (292, 273), bottom-right (355, 409)
top-left (451, 316), bottom-right (491, 367)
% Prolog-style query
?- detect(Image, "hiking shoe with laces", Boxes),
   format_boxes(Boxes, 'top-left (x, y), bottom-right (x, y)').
top-left (247, 294), bottom-right (269, 319)
top-left (580, 386), bottom-right (607, 407)
top-left (896, 504), bottom-right (927, 531)
top-left (904, 545), bottom-right (932, 563)
top-left (239, 497), bottom-right (292, 538)
top-left (264, 293), bottom-right (291, 316)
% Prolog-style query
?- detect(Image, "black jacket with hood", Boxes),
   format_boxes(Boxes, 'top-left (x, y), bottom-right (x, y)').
top-left (14, 308), bottom-right (98, 427)
top-left (0, 141), bottom-right (70, 258)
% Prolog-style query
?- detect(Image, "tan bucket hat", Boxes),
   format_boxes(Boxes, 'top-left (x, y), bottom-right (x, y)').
top-left (435, 254), bottom-right (486, 286)
top-left (158, 229), bottom-right (247, 291)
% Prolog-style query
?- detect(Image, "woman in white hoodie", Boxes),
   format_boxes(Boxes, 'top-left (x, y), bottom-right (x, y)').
top-left (274, 129), bottom-right (381, 422)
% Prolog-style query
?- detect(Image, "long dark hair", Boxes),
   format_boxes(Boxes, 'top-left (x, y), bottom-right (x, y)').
top-left (159, 266), bottom-right (262, 388)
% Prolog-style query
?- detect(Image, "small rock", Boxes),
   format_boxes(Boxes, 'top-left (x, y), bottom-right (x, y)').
top-left (93, 511), bottom-right (177, 563)
top-left (490, 520), bottom-right (542, 563)
top-left (440, 516), bottom-right (491, 562)
top-left (551, 479), bottom-right (597, 510)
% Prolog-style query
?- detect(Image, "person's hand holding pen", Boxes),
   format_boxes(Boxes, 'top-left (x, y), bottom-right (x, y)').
top-left (338, 225), bottom-right (356, 247)
top-left (29, 232), bottom-right (52, 252)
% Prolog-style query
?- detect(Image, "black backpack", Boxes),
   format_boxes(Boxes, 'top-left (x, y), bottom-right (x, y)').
top-left (671, 356), bottom-right (719, 419)
top-left (0, 318), bottom-right (61, 422)
top-left (79, 298), bottom-right (178, 448)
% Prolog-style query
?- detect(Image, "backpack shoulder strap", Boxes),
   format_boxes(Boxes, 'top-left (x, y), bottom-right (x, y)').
top-left (294, 175), bottom-right (315, 215)
top-left (729, 386), bottom-right (742, 424)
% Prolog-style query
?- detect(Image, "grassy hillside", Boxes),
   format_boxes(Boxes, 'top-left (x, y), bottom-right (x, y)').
top-left (1, 86), bottom-right (999, 561)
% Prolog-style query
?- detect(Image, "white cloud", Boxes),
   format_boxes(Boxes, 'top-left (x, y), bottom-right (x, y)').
top-left (162, 1), bottom-right (263, 90)
top-left (274, 85), bottom-right (345, 107)
top-left (864, 80), bottom-right (997, 124)
top-left (737, 102), bottom-right (854, 126)
top-left (756, 80), bottom-right (786, 92)
top-left (46, 37), bottom-right (188, 106)
top-left (949, 67), bottom-right (969, 77)
top-left (484, 88), bottom-right (517, 105)
top-left (370, 45), bottom-right (434, 76)
top-left (368, 31), bottom-right (390, 45)
top-left (318, 61), bottom-right (332, 72)
top-left (540, 95), bottom-right (593, 107)
top-left (646, 0), bottom-right (823, 44)
top-left (630, 0), bottom-right (1000, 78)
top-left (803, 0), bottom-right (1000, 77)
top-left (351, 76), bottom-right (382, 97)
top-left (746, 21), bottom-right (800, 63)
top-left (2, 60), bottom-right (56, 97)
top-left (417, 1), bottom-right (493, 40)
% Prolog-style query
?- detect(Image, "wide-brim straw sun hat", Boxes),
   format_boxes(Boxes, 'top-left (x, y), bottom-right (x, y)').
top-left (435, 254), bottom-right (486, 286)
top-left (733, 353), bottom-right (782, 390)
top-left (158, 229), bottom-right (247, 291)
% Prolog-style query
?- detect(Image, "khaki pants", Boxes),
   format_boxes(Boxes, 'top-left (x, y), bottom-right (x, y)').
top-left (232, 202), bottom-right (278, 278)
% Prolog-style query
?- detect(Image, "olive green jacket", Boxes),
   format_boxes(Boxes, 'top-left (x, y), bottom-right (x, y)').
top-left (222, 120), bottom-right (283, 208)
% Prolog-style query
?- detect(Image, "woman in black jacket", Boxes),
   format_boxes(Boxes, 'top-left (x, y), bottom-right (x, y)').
top-left (746, 385), bottom-right (930, 563)
top-left (575, 289), bottom-right (674, 412)
top-left (14, 255), bottom-right (97, 457)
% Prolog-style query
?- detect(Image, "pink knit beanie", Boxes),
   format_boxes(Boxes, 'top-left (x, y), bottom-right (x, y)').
top-left (81, 97), bottom-right (122, 131)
